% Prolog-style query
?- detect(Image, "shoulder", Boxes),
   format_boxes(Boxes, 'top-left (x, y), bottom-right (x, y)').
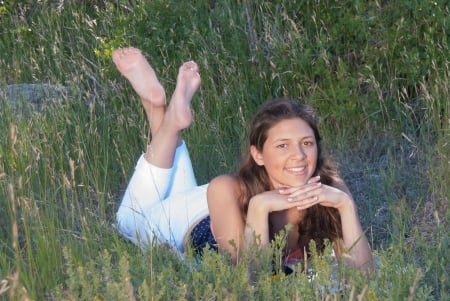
top-left (208, 174), bottom-right (240, 194)
top-left (207, 174), bottom-right (242, 204)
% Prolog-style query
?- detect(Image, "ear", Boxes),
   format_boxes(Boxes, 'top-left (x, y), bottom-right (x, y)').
top-left (250, 145), bottom-right (264, 166)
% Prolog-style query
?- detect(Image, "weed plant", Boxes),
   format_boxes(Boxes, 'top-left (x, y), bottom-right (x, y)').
top-left (0, 0), bottom-right (448, 300)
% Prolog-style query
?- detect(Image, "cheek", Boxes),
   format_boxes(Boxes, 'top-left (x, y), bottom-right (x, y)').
top-left (309, 148), bottom-right (319, 164)
top-left (263, 154), bottom-right (283, 172)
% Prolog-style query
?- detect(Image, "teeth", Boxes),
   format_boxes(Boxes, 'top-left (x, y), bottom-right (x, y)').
top-left (288, 167), bottom-right (305, 172)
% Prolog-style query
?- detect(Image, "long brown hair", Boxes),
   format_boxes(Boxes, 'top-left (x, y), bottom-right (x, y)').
top-left (237, 98), bottom-right (342, 253)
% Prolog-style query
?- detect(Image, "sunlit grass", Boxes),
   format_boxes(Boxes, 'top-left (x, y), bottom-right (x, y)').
top-left (0, 0), bottom-right (448, 300)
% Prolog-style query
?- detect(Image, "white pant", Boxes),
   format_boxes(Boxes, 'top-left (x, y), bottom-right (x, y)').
top-left (116, 141), bottom-right (209, 252)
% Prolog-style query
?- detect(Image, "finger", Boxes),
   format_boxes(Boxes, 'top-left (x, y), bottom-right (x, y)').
top-left (278, 182), bottom-right (322, 196)
top-left (286, 183), bottom-right (321, 201)
top-left (278, 186), bottom-right (297, 194)
top-left (307, 175), bottom-right (321, 184)
top-left (278, 178), bottom-right (321, 195)
top-left (296, 196), bottom-right (320, 210)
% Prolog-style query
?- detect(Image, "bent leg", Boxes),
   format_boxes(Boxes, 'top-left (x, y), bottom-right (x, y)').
top-left (117, 142), bottom-right (200, 250)
top-left (113, 47), bottom-right (200, 170)
top-left (144, 61), bottom-right (201, 168)
top-left (112, 47), bottom-right (166, 135)
top-left (115, 57), bottom-right (202, 249)
top-left (166, 140), bottom-right (198, 195)
top-left (118, 184), bottom-right (210, 252)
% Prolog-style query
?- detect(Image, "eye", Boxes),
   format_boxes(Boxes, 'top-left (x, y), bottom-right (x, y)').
top-left (277, 143), bottom-right (288, 149)
top-left (303, 141), bottom-right (315, 146)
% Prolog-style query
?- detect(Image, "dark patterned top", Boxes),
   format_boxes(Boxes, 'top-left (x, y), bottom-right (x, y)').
top-left (189, 216), bottom-right (218, 255)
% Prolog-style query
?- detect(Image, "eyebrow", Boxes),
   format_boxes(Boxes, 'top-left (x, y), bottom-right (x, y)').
top-left (271, 136), bottom-right (315, 143)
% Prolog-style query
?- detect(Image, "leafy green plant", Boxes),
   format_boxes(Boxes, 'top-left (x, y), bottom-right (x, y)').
top-left (0, 0), bottom-right (448, 300)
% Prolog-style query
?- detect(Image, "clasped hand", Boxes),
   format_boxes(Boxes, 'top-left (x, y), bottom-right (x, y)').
top-left (250, 176), bottom-right (353, 214)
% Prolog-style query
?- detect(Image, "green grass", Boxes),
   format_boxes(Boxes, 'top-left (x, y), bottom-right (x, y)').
top-left (0, 0), bottom-right (448, 300)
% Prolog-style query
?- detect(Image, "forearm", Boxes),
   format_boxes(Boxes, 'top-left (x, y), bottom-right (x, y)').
top-left (339, 202), bottom-right (374, 271)
top-left (244, 201), bottom-right (270, 248)
top-left (242, 200), bottom-right (272, 275)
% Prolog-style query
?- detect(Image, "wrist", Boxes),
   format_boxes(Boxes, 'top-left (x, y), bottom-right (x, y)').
top-left (248, 195), bottom-right (271, 214)
top-left (337, 194), bottom-right (357, 215)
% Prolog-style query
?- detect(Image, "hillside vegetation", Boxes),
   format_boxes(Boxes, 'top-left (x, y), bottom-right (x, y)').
top-left (0, 0), bottom-right (448, 300)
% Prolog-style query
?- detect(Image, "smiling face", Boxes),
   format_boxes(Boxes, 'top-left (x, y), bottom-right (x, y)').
top-left (250, 118), bottom-right (318, 189)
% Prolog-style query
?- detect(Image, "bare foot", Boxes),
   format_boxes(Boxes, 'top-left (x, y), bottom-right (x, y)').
top-left (112, 47), bottom-right (165, 109)
top-left (166, 61), bottom-right (201, 129)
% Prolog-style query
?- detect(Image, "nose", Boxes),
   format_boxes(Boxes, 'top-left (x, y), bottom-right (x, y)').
top-left (292, 144), bottom-right (306, 160)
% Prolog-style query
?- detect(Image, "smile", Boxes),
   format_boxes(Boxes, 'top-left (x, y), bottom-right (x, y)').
top-left (286, 166), bottom-right (306, 173)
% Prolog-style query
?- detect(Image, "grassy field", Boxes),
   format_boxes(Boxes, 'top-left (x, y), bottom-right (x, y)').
top-left (0, 0), bottom-right (448, 300)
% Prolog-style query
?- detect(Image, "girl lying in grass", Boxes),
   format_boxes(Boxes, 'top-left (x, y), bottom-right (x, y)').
top-left (113, 47), bottom-right (373, 273)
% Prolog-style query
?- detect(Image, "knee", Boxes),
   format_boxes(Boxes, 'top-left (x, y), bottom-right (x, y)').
top-left (116, 208), bottom-right (151, 247)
